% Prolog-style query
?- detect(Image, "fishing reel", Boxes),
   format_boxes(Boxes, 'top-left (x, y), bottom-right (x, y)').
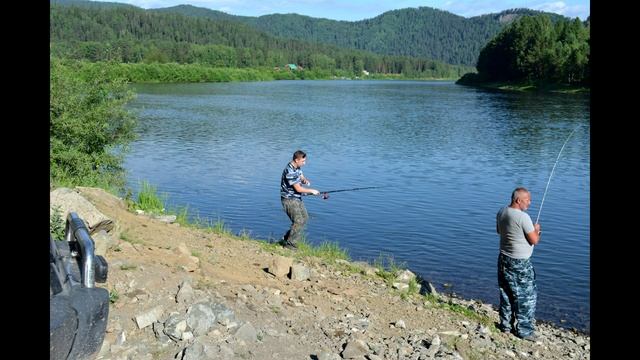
top-left (321, 192), bottom-right (329, 200)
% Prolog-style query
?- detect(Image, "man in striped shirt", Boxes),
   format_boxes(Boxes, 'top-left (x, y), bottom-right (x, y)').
top-left (280, 150), bottom-right (320, 249)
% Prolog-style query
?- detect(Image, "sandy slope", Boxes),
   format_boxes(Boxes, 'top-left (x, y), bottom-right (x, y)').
top-left (75, 187), bottom-right (590, 360)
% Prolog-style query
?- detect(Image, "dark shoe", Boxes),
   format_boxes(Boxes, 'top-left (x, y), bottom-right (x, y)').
top-left (283, 242), bottom-right (298, 250)
top-left (497, 325), bottom-right (511, 334)
top-left (518, 333), bottom-right (539, 342)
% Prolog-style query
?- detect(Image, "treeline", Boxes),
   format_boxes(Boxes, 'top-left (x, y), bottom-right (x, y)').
top-left (50, 4), bottom-right (473, 79)
top-left (459, 15), bottom-right (590, 86)
top-left (52, 61), bottom-right (452, 84)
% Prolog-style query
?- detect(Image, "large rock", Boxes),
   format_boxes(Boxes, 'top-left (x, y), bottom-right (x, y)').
top-left (76, 186), bottom-right (127, 210)
top-left (268, 256), bottom-right (293, 278)
top-left (91, 229), bottom-right (117, 256)
top-left (50, 187), bottom-right (114, 234)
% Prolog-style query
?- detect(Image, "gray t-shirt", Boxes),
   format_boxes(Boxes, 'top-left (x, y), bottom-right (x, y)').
top-left (496, 206), bottom-right (535, 259)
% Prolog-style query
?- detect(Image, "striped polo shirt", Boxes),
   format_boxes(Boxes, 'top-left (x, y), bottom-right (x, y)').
top-left (280, 162), bottom-right (303, 199)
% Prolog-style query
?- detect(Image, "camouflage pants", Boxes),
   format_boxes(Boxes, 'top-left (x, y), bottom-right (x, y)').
top-left (281, 197), bottom-right (308, 245)
top-left (497, 253), bottom-right (537, 337)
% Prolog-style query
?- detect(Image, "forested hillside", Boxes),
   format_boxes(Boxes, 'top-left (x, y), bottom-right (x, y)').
top-left (52, 0), bottom-right (575, 67)
top-left (50, 4), bottom-right (473, 78)
top-left (155, 5), bottom-right (567, 66)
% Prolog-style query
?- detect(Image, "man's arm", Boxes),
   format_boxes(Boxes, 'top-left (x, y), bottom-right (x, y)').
top-left (293, 183), bottom-right (319, 195)
top-left (300, 174), bottom-right (310, 185)
top-left (524, 223), bottom-right (541, 245)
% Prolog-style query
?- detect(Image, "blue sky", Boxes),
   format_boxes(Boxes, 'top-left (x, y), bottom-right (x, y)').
top-left (93, 0), bottom-right (590, 21)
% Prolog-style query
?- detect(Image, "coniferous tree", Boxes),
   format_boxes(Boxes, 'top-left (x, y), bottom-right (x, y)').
top-left (472, 14), bottom-right (589, 85)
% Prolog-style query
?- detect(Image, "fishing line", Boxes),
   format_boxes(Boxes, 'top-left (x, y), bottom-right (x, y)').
top-left (535, 125), bottom-right (582, 224)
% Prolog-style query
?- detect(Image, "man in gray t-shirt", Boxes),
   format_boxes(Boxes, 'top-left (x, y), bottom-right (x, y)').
top-left (496, 187), bottom-right (542, 341)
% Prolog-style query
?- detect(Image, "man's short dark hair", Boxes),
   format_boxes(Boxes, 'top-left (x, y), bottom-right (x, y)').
top-left (293, 150), bottom-right (306, 160)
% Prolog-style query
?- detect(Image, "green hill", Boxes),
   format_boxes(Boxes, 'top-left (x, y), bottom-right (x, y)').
top-left (52, 1), bottom-right (574, 67)
top-left (50, 3), bottom-right (474, 79)
top-left (154, 5), bottom-right (568, 66)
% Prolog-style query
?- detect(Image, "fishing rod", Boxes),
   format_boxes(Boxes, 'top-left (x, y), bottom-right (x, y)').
top-left (322, 186), bottom-right (384, 194)
top-left (535, 125), bottom-right (582, 224)
top-left (304, 186), bottom-right (386, 199)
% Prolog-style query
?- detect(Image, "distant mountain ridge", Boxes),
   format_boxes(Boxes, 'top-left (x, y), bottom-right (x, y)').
top-left (152, 5), bottom-right (568, 66)
top-left (51, 0), bottom-right (574, 67)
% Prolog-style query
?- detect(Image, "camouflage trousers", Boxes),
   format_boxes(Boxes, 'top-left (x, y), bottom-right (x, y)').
top-left (281, 197), bottom-right (308, 245)
top-left (497, 253), bottom-right (537, 337)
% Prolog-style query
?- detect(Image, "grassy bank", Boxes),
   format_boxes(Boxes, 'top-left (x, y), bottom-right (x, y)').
top-left (64, 60), bottom-right (464, 84)
top-left (456, 75), bottom-right (589, 94)
top-left (107, 180), bottom-right (499, 327)
top-left (480, 81), bottom-right (589, 94)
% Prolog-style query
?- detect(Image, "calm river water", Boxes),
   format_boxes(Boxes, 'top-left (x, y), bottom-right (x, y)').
top-left (124, 80), bottom-right (590, 333)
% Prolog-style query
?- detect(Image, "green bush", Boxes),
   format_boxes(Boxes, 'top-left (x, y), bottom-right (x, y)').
top-left (50, 58), bottom-right (137, 189)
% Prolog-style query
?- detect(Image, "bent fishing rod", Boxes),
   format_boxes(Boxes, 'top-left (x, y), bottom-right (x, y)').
top-left (535, 125), bottom-right (582, 224)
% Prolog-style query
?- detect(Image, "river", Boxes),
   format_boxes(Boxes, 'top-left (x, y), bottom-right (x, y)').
top-left (124, 80), bottom-right (590, 333)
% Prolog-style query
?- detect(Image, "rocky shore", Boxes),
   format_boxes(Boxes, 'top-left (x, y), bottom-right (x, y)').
top-left (51, 187), bottom-right (590, 360)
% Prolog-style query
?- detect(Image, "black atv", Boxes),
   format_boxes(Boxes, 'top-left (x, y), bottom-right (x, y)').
top-left (50, 212), bottom-right (109, 360)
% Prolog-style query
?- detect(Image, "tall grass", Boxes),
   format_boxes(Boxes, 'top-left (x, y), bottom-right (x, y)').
top-left (134, 181), bottom-right (166, 214)
top-left (174, 205), bottom-right (190, 226)
top-left (423, 293), bottom-right (496, 328)
top-left (209, 218), bottom-right (232, 236)
top-left (297, 240), bottom-right (349, 262)
top-left (50, 205), bottom-right (66, 240)
top-left (372, 252), bottom-right (408, 285)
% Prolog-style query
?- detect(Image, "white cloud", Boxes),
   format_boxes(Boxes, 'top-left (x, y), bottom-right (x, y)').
top-left (532, 1), bottom-right (589, 19)
top-left (532, 1), bottom-right (569, 14)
